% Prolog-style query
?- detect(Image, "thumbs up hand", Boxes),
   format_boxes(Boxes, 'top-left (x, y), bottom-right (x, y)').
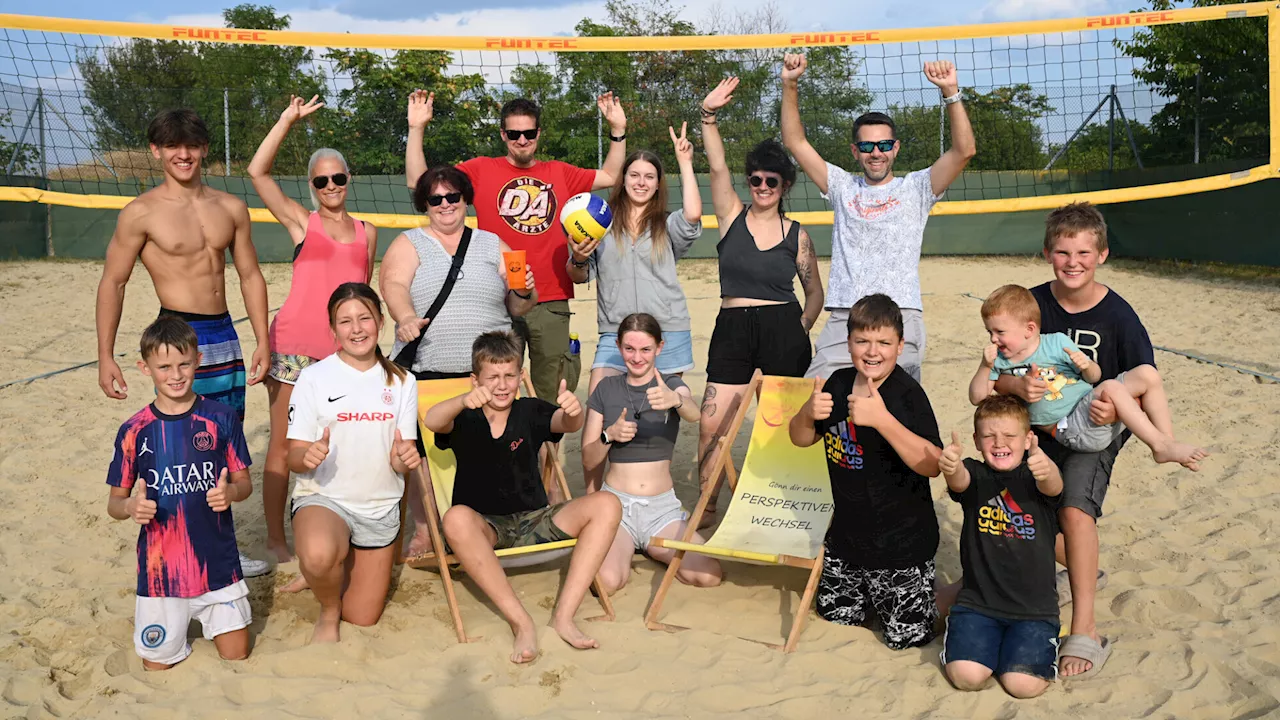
top-left (206, 467), bottom-right (233, 512)
top-left (396, 315), bottom-right (431, 343)
top-left (808, 376), bottom-right (833, 421)
top-left (129, 484), bottom-right (158, 525)
top-left (391, 428), bottom-right (421, 472)
top-left (850, 377), bottom-right (889, 430)
top-left (555, 379), bottom-right (582, 417)
top-left (304, 425), bottom-right (332, 470)
top-left (646, 373), bottom-right (682, 411)
top-left (1026, 432), bottom-right (1053, 482)
top-left (1021, 363), bottom-right (1048, 404)
top-left (940, 430), bottom-right (964, 476)
top-left (606, 408), bottom-right (638, 444)
top-left (462, 385), bottom-right (493, 410)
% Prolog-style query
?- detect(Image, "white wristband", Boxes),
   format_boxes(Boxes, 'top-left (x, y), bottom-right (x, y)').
top-left (941, 91), bottom-right (963, 106)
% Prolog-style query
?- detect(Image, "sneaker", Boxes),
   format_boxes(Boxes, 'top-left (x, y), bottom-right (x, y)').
top-left (239, 552), bottom-right (271, 578)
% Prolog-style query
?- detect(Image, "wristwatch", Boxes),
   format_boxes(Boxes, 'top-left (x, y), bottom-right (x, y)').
top-left (600, 430), bottom-right (614, 445)
top-left (941, 91), bottom-right (963, 105)
top-left (609, 133), bottom-right (626, 142)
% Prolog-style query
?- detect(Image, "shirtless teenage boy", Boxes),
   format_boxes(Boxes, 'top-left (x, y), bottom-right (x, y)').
top-left (96, 108), bottom-right (271, 577)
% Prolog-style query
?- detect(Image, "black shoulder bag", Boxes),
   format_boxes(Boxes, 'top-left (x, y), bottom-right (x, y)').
top-left (393, 227), bottom-right (473, 370)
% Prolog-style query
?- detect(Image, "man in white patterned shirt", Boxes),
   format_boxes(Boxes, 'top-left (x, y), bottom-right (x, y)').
top-left (781, 53), bottom-right (976, 383)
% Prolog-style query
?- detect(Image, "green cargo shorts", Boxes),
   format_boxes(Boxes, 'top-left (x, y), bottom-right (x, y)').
top-left (511, 299), bottom-right (580, 400)
top-left (483, 503), bottom-right (573, 550)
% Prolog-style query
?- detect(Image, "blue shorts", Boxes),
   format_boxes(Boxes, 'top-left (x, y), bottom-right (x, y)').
top-left (594, 331), bottom-right (695, 374)
top-left (941, 605), bottom-right (1060, 681)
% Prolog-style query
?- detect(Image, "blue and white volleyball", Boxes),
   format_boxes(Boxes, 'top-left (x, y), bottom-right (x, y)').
top-left (560, 192), bottom-right (613, 244)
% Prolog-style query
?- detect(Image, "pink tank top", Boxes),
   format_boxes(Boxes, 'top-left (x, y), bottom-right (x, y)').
top-left (269, 213), bottom-right (370, 360)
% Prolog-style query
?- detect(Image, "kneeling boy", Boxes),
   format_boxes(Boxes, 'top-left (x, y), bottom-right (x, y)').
top-left (424, 331), bottom-right (622, 664)
top-left (939, 395), bottom-right (1063, 698)
top-left (789, 294), bottom-right (944, 650)
top-left (106, 316), bottom-right (255, 670)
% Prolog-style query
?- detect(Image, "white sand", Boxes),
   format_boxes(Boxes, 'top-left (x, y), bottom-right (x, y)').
top-left (1, 257), bottom-right (1278, 719)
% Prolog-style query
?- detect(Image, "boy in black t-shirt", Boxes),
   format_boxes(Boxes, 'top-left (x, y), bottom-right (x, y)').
top-left (790, 294), bottom-right (944, 650)
top-left (940, 395), bottom-right (1063, 698)
top-left (423, 331), bottom-right (622, 665)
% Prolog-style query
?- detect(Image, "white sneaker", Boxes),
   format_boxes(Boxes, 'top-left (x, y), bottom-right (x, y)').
top-left (239, 552), bottom-right (271, 578)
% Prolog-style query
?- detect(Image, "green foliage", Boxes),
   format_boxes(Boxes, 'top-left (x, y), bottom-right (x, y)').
top-left (890, 84), bottom-right (1051, 171)
top-left (1120, 0), bottom-right (1268, 163)
top-left (0, 108), bottom-right (42, 176)
top-left (1049, 119), bottom-right (1154, 171)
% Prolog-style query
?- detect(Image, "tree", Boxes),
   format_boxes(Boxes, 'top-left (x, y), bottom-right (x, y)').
top-left (889, 84), bottom-right (1051, 172)
top-left (1048, 119), bottom-right (1154, 172)
top-left (1120, 0), bottom-right (1268, 163)
top-left (0, 108), bottom-right (42, 176)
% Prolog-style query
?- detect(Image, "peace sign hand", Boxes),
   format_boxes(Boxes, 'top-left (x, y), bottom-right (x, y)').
top-left (281, 94), bottom-right (324, 124)
top-left (669, 122), bottom-right (693, 163)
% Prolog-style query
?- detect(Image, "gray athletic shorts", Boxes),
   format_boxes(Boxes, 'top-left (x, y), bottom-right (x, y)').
top-left (291, 494), bottom-right (402, 550)
top-left (601, 483), bottom-right (688, 551)
top-left (806, 307), bottom-right (925, 383)
top-left (1055, 372), bottom-right (1129, 453)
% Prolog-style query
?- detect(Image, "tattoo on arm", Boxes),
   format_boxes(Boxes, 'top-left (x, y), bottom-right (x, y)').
top-left (796, 230), bottom-right (816, 285)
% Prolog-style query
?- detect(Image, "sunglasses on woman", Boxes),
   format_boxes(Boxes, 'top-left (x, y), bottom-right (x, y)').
top-left (311, 173), bottom-right (349, 189)
top-left (855, 140), bottom-right (896, 153)
top-left (427, 192), bottom-right (463, 206)
top-left (504, 128), bottom-right (539, 141)
top-left (748, 175), bottom-right (780, 188)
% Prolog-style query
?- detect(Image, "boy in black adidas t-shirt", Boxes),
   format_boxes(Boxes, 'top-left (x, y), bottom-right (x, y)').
top-left (423, 331), bottom-right (622, 665)
top-left (790, 294), bottom-right (944, 650)
top-left (939, 395), bottom-right (1063, 698)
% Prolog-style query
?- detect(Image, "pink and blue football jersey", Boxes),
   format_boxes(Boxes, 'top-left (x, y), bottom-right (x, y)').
top-left (107, 397), bottom-right (250, 598)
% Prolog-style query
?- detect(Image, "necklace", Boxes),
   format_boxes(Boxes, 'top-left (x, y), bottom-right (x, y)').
top-left (624, 376), bottom-right (652, 419)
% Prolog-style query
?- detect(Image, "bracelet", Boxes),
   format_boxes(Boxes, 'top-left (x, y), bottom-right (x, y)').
top-left (675, 396), bottom-right (684, 410)
top-left (700, 105), bottom-right (717, 117)
top-left (569, 256), bottom-right (589, 268)
top-left (941, 91), bottom-right (963, 106)
top-left (609, 133), bottom-right (626, 142)
top-left (701, 118), bottom-right (718, 125)
top-left (511, 290), bottom-right (532, 299)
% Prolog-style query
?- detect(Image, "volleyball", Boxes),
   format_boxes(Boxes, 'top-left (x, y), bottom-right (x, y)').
top-left (559, 192), bottom-right (613, 244)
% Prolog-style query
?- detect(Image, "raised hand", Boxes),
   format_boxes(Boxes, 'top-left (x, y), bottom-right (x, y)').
top-left (982, 342), bottom-right (999, 368)
top-left (1067, 348), bottom-right (1093, 374)
top-left (556, 379), bottom-right (582, 417)
top-left (923, 60), bottom-right (959, 95)
top-left (129, 484), bottom-right (158, 525)
top-left (940, 431), bottom-right (964, 476)
top-left (606, 408), bottom-right (637, 444)
top-left (462, 385), bottom-right (494, 410)
top-left (99, 357), bottom-right (128, 400)
top-left (647, 373), bottom-right (682, 411)
top-left (1021, 363), bottom-right (1048, 403)
top-left (281, 94), bottom-right (324, 124)
top-left (303, 426), bottom-right (331, 471)
top-left (781, 53), bottom-right (807, 82)
top-left (702, 77), bottom-right (739, 112)
top-left (396, 314), bottom-right (430, 343)
top-left (669, 122), bottom-right (693, 163)
top-left (408, 90), bottom-right (434, 129)
top-left (391, 428), bottom-right (421, 471)
top-left (206, 467), bottom-right (232, 512)
top-left (597, 92), bottom-right (627, 133)
top-left (850, 379), bottom-right (890, 429)
top-left (808, 376), bottom-right (834, 421)
top-left (1026, 432), bottom-right (1054, 482)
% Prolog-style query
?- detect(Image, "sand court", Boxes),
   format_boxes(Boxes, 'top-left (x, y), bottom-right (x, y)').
top-left (1, 256), bottom-right (1278, 719)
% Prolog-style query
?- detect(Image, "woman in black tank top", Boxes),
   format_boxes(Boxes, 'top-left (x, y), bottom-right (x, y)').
top-left (697, 77), bottom-right (825, 526)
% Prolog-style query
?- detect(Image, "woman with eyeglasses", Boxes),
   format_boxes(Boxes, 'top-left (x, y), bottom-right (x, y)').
top-left (696, 77), bottom-right (824, 527)
top-left (380, 164), bottom-right (538, 558)
top-left (248, 94), bottom-right (378, 563)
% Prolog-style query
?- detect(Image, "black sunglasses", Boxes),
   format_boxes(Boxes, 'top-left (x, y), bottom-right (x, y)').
top-left (855, 140), bottom-right (896, 153)
top-left (311, 173), bottom-right (349, 189)
top-left (504, 128), bottom-right (539, 141)
top-left (427, 192), bottom-right (463, 207)
top-left (748, 175), bottom-right (780, 188)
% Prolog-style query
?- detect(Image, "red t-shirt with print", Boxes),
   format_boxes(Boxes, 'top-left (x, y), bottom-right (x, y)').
top-left (456, 156), bottom-right (596, 303)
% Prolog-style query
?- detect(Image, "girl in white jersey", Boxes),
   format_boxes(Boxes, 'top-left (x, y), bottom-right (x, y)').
top-left (285, 283), bottom-right (421, 643)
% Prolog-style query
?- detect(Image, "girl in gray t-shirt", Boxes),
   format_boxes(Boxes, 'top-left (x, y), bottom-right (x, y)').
top-left (581, 313), bottom-right (722, 594)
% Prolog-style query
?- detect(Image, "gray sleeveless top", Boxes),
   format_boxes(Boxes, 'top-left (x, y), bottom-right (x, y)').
top-left (391, 227), bottom-right (512, 373)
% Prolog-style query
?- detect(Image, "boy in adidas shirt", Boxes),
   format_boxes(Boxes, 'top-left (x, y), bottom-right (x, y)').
top-left (939, 395), bottom-right (1063, 698)
top-left (285, 283), bottom-right (421, 643)
top-left (789, 293), bottom-right (944, 650)
top-left (106, 316), bottom-right (254, 670)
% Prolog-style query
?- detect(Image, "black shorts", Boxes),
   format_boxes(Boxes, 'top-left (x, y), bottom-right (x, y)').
top-left (411, 369), bottom-right (470, 457)
top-left (706, 303), bottom-right (811, 385)
top-left (1036, 428), bottom-right (1127, 520)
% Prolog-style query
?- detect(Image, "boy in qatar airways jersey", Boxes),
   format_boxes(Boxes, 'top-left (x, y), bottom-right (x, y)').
top-left (284, 283), bottom-right (420, 643)
top-left (106, 316), bottom-right (255, 670)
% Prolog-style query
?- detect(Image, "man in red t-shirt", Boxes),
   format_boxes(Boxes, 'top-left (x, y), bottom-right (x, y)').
top-left (406, 92), bottom-right (628, 401)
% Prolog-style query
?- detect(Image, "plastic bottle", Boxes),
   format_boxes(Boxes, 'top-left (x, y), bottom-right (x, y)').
top-left (568, 332), bottom-right (581, 356)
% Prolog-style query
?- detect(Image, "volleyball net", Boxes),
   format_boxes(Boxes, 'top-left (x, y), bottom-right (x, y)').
top-left (0, 2), bottom-right (1276, 230)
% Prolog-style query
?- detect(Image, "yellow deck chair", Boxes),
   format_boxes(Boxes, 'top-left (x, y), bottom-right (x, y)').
top-left (645, 370), bottom-right (833, 652)
top-left (404, 371), bottom-right (615, 643)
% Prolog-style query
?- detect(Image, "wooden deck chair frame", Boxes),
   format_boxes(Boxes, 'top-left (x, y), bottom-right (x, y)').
top-left (402, 369), bottom-right (615, 643)
top-left (644, 370), bottom-right (826, 653)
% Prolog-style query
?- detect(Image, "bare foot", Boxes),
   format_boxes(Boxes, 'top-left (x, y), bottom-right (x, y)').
top-left (312, 611), bottom-right (341, 644)
top-left (267, 540), bottom-right (294, 564)
top-left (279, 574), bottom-right (310, 593)
top-left (405, 527), bottom-right (433, 558)
top-left (551, 614), bottom-right (599, 650)
top-left (510, 621), bottom-right (540, 664)
top-left (1152, 440), bottom-right (1209, 471)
